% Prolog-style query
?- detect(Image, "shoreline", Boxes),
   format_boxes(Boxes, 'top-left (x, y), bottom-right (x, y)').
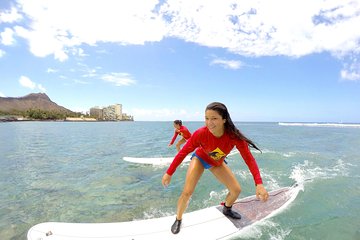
top-left (0, 118), bottom-right (134, 123)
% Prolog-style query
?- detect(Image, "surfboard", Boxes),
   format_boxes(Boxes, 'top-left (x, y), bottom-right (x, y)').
top-left (123, 150), bottom-right (238, 166)
top-left (123, 155), bottom-right (191, 165)
top-left (27, 185), bottom-right (300, 240)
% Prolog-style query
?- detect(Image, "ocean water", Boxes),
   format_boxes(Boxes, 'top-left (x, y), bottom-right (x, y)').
top-left (0, 121), bottom-right (359, 240)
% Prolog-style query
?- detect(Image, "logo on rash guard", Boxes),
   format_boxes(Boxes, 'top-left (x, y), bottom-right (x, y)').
top-left (208, 147), bottom-right (226, 161)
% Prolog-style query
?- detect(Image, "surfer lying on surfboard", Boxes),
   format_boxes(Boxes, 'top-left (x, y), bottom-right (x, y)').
top-left (168, 120), bottom-right (192, 151)
top-left (162, 102), bottom-right (269, 234)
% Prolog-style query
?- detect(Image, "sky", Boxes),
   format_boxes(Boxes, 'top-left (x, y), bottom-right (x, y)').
top-left (0, 0), bottom-right (360, 122)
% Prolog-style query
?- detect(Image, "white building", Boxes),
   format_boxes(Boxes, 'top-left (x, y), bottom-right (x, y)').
top-left (103, 104), bottom-right (122, 121)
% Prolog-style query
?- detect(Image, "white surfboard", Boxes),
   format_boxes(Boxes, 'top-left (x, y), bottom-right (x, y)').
top-left (123, 150), bottom-right (238, 166)
top-left (27, 185), bottom-right (300, 240)
top-left (123, 155), bottom-right (192, 165)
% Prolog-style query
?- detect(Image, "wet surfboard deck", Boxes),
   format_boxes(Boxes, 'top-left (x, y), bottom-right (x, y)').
top-left (122, 150), bottom-right (237, 166)
top-left (122, 155), bottom-right (191, 165)
top-left (27, 185), bottom-right (299, 240)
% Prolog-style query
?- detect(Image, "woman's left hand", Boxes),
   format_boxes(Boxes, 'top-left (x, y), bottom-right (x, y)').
top-left (162, 173), bottom-right (172, 187)
top-left (256, 184), bottom-right (269, 202)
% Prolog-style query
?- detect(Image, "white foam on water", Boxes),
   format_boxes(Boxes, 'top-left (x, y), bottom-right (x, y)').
top-left (290, 159), bottom-right (352, 185)
top-left (228, 149), bottom-right (238, 156)
top-left (282, 152), bottom-right (296, 158)
top-left (255, 148), bottom-right (276, 154)
top-left (262, 173), bottom-right (283, 190)
top-left (268, 226), bottom-right (292, 240)
top-left (232, 169), bottom-right (251, 181)
top-left (278, 122), bottom-right (360, 128)
top-left (232, 220), bottom-right (292, 240)
top-left (202, 189), bottom-right (228, 206)
top-left (252, 148), bottom-right (298, 158)
top-left (140, 207), bottom-right (173, 220)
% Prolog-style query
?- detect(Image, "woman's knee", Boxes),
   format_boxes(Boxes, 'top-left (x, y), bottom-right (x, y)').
top-left (176, 141), bottom-right (183, 148)
top-left (231, 183), bottom-right (241, 196)
top-left (181, 189), bottom-right (194, 199)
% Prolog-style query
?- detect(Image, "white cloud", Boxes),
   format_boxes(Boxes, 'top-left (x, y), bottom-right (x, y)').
top-left (81, 68), bottom-right (98, 78)
top-left (131, 108), bottom-right (188, 121)
top-left (161, 0), bottom-right (360, 57)
top-left (0, 92), bottom-right (6, 97)
top-left (74, 48), bottom-right (88, 57)
top-left (340, 55), bottom-right (360, 81)
top-left (47, 68), bottom-right (58, 73)
top-left (19, 76), bottom-right (36, 89)
top-left (0, 28), bottom-right (15, 45)
top-left (5, 0), bottom-right (360, 79)
top-left (13, 0), bottom-right (166, 61)
top-left (101, 72), bottom-right (136, 86)
top-left (19, 76), bottom-right (47, 92)
top-left (341, 69), bottom-right (360, 81)
top-left (15, 25), bottom-right (70, 61)
top-left (130, 108), bottom-right (202, 121)
top-left (210, 58), bottom-right (244, 70)
top-left (37, 84), bottom-right (46, 92)
top-left (0, 7), bottom-right (22, 23)
top-left (74, 79), bottom-right (90, 85)
top-left (0, 49), bottom-right (5, 58)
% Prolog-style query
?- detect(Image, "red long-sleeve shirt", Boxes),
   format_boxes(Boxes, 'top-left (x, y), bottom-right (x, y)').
top-left (169, 125), bottom-right (192, 145)
top-left (166, 126), bottom-right (263, 185)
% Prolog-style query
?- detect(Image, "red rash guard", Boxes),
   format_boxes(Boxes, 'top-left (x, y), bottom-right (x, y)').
top-left (166, 126), bottom-right (263, 185)
top-left (169, 125), bottom-right (192, 145)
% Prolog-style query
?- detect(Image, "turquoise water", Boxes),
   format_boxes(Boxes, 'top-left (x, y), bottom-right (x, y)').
top-left (1, 121), bottom-right (359, 240)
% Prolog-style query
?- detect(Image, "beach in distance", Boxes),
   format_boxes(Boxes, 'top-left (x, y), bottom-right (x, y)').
top-left (0, 121), bottom-right (359, 240)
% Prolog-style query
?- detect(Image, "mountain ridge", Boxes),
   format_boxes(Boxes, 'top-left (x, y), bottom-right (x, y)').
top-left (0, 93), bottom-right (75, 114)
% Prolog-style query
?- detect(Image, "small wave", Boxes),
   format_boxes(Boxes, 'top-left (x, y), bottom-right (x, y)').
top-left (141, 207), bottom-right (173, 219)
top-left (269, 226), bottom-right (292, 240)
top-left (278, 122), bottom-right (360, 128)
top-left (290, 159), bottom-right (352, 186)
top-left (256, 148), bottom-right (297, 158)
top-left (202, 189), bottom-right (228, 206)
top-left (283, 152), bottom-right (296, 157)
top-left (261, 173), bottom-right (283, 190)
top-left (235, 220), bottom-right (269, 239)
top-left (237, 221), bottom-right (291, 240)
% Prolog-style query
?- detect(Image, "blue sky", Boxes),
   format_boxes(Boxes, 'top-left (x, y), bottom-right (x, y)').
top-left (0, 0), bottom-right (359, 122)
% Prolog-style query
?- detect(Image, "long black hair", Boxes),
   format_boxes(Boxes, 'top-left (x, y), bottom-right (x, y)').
top-left (206, 102), bottom-right (261, 152)
top-left (173, 120), bottom-right (182, 126)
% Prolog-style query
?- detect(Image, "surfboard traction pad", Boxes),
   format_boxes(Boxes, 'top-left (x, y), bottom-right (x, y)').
top-left (215, 187), bottom-right (292, 229)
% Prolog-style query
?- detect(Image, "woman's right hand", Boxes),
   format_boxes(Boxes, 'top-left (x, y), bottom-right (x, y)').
top-left (162, 173), bottom-right (172, 187)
